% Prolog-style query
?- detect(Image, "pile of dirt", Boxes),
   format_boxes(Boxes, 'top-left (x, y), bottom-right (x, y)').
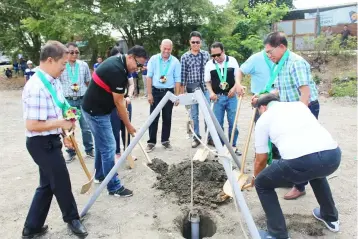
top-left (152, 159), bottom-right (227, 207)
top-left (148, 158), bottom-right (169, 175)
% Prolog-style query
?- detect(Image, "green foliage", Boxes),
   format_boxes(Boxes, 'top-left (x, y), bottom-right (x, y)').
top-left (329, 72), bottom-right (357, 97)
top-left (312, 75), bottom-right (321, 85)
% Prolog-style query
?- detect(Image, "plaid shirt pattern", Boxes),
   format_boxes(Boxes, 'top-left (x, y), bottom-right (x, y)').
top-left (180, 50), bottom-right (210, 91)
top-left (274, 52), bottom-right (318, 102)
top-left (22, 69), bottom-right (64, 137)
top-left (59, 60), bottom-right (91, 97)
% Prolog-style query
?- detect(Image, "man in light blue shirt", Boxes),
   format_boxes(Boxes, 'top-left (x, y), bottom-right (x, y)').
top-left (146, 39), bottom-right (181, 152)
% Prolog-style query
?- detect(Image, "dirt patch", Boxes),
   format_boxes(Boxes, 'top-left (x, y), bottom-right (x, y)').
top-left (153, 160), bottom-right (227, 207)
top-left (256, 214), bottom-right (325, 237)
top-left (148, 157), bottom-right (169, 175)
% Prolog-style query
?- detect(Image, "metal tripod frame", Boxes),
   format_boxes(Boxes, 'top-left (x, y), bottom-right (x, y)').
top-left (80, 89), bottom-right (260, 239)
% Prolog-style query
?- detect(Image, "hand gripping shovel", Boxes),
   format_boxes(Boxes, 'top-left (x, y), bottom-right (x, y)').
top-left (193, 101), bottom-right (215, 162)
top-left (222, 107), bottom-right (256, 200)
top-left (125, 126), bottom-right (135, 169)
top-left (69, 134), bottom-right (95, 194)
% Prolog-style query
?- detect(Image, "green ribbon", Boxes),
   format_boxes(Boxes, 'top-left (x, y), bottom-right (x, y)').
top-left (214, 59), bottom-right (228, 84)
top-left (37, 70), bottom-right (71, 114)
top-left (259, 50), bottom-right (290, 165)
top-left (159, 55), bottom-right (172, 77)
top-left (66, 62), bottom-right (79, 84)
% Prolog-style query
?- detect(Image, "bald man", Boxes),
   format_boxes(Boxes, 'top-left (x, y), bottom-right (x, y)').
top-left (146, 39), bottom-right (181, 152)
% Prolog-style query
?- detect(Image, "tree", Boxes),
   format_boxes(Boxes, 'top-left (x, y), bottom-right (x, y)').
top-left (249, 0), bottom-right (293, 8)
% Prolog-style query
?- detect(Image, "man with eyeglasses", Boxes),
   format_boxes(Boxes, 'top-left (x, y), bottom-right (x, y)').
top-left (180, 31), bottom-right (211, 148)
top-left (82, 45), bottom-right (147, 197)
top-left (146, 39), bottom-right (181, 152)
top-left (204, 42), bottom-right (242, 154)
top-left (252, 32), bottom-right (320, 200)
top-left (59, 42), bottom-right (94, 163)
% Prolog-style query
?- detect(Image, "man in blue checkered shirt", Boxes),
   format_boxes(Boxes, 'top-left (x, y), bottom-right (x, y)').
top-left (180, 31), bottom-right (211, 148)
top-left (252, 32), bottom-right (320, 201)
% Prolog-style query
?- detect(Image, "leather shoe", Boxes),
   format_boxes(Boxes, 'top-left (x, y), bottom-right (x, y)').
top-left (284, 187), bottom-right (306, 200)
top-left (191, 138), bottom-right (200, 148)
top-left (67, 219), bottom-right (88, 237)
top-left (22, 225), bottom-right (48, 238)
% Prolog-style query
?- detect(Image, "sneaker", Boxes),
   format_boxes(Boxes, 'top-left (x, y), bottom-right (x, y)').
top-left (94, 177), bottom-right (105, 184)
top-left (22, 225), bottom-right (49, 239)
top-left (86, 150), bottom-right (95, 158)
top-left (312, 207), bottom-right (340, 232)
top-left (66, 154), bottom-right (76, 164)
top-left (108, 187), bottom-right (133, 197)
top-left (235, 149), bottom-right (242, 156)
top-left (191, 138), bottom-right (200, 148)
top-left (258, 229), bottom-right (290, 239)
top-left (162, 142), bottom-right (173, 150)
top-left (146, 144), bottom-right (155, 153)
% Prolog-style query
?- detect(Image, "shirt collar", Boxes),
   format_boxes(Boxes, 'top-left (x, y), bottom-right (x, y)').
top-left (159, 54), bottom-right (171, 61)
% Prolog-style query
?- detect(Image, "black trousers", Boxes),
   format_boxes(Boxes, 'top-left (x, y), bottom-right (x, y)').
top-left (147, 87), bottom-right (174, 145)
top-left (24, 135), bottom-right (79, 229)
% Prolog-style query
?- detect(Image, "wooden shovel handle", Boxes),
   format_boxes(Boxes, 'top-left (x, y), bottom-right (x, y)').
top-left (69, 135), bottom-right (92, 180)
top-left (230, 95), bottom-right (243, 146)
top-left (240, 107), bottom-right (257, 174)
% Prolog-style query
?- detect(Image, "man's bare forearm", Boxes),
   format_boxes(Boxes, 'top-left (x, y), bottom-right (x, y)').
top-left (206, 82), bottom-right (214, 95)
top-left (115, 100), bottom-right (131, 127)
top-left (147, 77), bottom-right (153, 95)
top-left (175, 82), bottom-right (181, 95)
top-left (299, 85), bottom-right (310, 106)
top-left (26, 119), bottom-right (63, 132)
top-left (128, 78), bottom-right (134, 98)
top-left (254, 153), bottom-right (268, 177)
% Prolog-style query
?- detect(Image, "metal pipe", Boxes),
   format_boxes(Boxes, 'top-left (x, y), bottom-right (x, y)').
top-left (194, 90), bottom-right (260, 239)
top-left (190, 211), bottom-right (200, 239)
top-left (194, 90), bottom-right (241, 169)
top-left (80, 91), bottom-right (173, 217)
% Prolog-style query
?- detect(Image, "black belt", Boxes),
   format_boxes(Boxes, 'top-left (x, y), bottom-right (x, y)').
top-left (308, 100), bottom-right (319, 106)
top-left (216, 92), bottom-right (229, 96)
top-left (65, 96), bottom-right (84, 101)
top-left (152, 87), bottom-right (174, 92)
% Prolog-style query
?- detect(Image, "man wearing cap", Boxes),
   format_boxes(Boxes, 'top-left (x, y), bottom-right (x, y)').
top-left (22, 40), bottom-right (88, 238)
top-left (24, 60), bottom-right (36, 84)
top-left (59, 42), bottom-right (94, 163)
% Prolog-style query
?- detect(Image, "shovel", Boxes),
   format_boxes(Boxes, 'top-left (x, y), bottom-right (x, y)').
top-left (224, 95), bottom-right (243, 155)
top-left (69, 134), bottom-right (95, 194)
top-left (125, 127), bottom-right (135, 169)
top-left (193, 101), bottom-right (215, 162)
top-left (222, 107), bottom-right (257, 199)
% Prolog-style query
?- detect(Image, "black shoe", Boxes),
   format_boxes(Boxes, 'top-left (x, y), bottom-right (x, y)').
top-left (22, 225), bottom-right (49, 239)
top-left (162, 142), bottom-right (173, 151)
top-left (66, 154), bottom-right (76, 164)
top-left (67, 219), bottom-right (88, 237)
top-left (108, 187), bottom-right (133, 197)
top-left (191, 138), bottom-right (200, 148)
top-left (86, 150), bottom-right (95, 158)
top-left (207, 139), bottom-right (215, 147)
top-left (94, 177), bottom-right (105, 184)
top-left (235, 149), bottom-right (242, 156)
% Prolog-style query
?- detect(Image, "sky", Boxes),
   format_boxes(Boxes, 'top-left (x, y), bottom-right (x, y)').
top-left (210, 0), bottom-right (358, 8)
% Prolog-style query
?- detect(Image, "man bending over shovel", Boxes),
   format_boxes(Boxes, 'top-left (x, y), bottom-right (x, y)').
top-left (252, 94), bottom-right (341, 239)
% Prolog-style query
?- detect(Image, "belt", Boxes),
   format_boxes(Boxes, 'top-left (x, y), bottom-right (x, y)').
top-left (152, 87), bottom-right (174, 92)
top-left (308, 100), bottom-right (318, 106)
top-left (65, 96), bottom-right (83, 101)
top-left (217, 92), bottom-right (229, 96)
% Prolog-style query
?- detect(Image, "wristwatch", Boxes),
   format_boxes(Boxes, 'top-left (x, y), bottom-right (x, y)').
top-left (252, 175), bottom-right (256, 179)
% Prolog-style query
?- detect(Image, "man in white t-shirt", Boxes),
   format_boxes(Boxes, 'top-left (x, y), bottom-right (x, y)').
top-left (252, 94), bottom-right (341, 239)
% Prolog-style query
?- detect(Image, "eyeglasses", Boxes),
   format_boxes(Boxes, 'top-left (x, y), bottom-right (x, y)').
top-left (134, 57), bottom-right (143, 68)
top-left (211, 52), bottom-right (222, 58)
top-left (265, 46), bottom-right (278, 56)
top-left (70, 51), bottom-right (80, 55)
top-left (191, 41), bottom-right (200, 44)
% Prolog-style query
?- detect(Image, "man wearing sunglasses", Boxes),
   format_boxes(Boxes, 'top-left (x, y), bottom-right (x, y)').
top-left (59, 42), bottom-right (94, 163)
top-left (180, 31), bottom-right (211, 148)
top-left (146, 39), bottom-right (181, 152)
top-left (204, 42), bottom-right (241, 154)
top-left (252, 32), bottom-right (320, 201)
top-left (82, 45), bottom-right (147, 197)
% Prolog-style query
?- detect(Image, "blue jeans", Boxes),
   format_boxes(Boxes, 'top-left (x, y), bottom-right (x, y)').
top-left (66, 98), bottom-right (93, 156)
top-left (82, 110), bottom-right (122, 192)
top-left (213, 94), bottom-right (239, 146)
top-left (295, 100), bottom-right (320, 192)
top-left (110, 104), bottom-right (132, 154)
top-left (255, 147), bottom-right (340, 238)
top-left (190, 91), bottom-right (210, 139)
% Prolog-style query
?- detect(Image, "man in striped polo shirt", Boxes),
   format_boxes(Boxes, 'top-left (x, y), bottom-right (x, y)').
top-left (22, 41), bottom-right (87, 238)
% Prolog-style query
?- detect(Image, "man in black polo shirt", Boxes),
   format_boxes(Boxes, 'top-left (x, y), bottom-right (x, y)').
top-left (82, 45), bottom-right (147, 197)
top-left (204, 42), bottom-right (241, 154)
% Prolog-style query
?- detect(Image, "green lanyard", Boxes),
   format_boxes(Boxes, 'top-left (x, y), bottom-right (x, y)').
top-left (37, 70), bottom-right (70, 113)
top-left (214, 60), bottom-right (228, 83)
top-left (66, 62), bottom-right (79, 84)
top-left (159, 56), bottom-right (171, 76)
top-left (259, 50), bottom-right (290, 165)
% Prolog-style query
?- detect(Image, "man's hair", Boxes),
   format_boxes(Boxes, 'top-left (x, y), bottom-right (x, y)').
top-left (66, 42), bottom-right (78, 48)
top-left (40, 41), bottom-right (69, 62)
top-left (257, 93), bottom-right (280, 108)
top-left (189, 31), bottom-right (202, 39)
top-left (127, 45), bottom-right (148, 58)
top-left (109, 46), bottom-right (124, 57)
top-left (263, 32), bottom-right (288, 47)
top-left (211, 42), bottom-right (224, 51)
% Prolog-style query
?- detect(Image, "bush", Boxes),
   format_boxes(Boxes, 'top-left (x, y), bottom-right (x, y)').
top-left (329, 72), bottom-right (357, 97)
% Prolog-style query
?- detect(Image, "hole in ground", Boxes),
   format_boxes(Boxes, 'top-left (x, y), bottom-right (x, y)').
top-left (176, 209), bottom-right (217, 239)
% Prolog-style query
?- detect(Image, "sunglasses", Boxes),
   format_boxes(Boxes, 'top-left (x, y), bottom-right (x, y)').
top-left (211, 52), bottom-right (222, 58)
top-left (134, 57), bottom-right (143, 68)
top-left (191, 41), bottom-right (200, 44)
top-left (70, 51), bottom-right (80, 55)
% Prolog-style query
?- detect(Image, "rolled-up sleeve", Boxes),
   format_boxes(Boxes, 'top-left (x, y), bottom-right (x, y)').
top-left (254, 116), bottom-right (270, 154)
